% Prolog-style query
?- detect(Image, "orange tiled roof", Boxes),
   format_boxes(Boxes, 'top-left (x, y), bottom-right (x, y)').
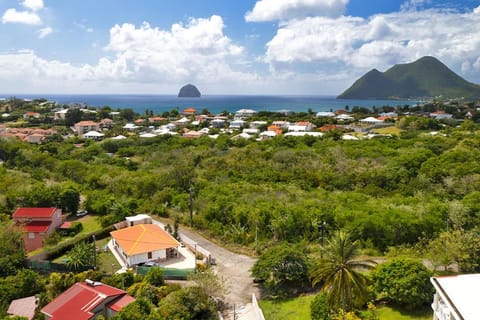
top-left (110, 224), bottom-right (180, 256)
top-left (319, 124), bottom-right (338, 132)
top-left (75, 121), bottom-right (98, 126)
top-left (183, 107), bottom-right (196, 114)
top-left (296, 121), bottom-right (312, 126)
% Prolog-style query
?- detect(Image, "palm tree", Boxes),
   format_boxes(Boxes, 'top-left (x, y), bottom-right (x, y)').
top-left (310, 231), bottom-right (376, 312)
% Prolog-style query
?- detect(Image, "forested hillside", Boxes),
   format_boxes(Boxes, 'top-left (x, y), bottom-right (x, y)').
top-left (1, 126), bottom-right (479, 255)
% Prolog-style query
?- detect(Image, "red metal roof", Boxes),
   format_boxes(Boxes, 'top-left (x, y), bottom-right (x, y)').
top-left (41, 282), bottom-right (133, 320)
top-left (108, 295), bottom-right (136, 312)
top-left (13, 207), bottom-right (57, 219)
top-left (60, 222), bottom-right (72, 229)
top-left (24, 221), bottom-right (51, 233)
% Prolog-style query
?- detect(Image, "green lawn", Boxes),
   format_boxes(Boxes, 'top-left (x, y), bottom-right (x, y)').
top-left (376, 305), bottom-right (432, 320)
top-left (371, 126), bottom-right (404, 136)
top-left (72, 214), bottom-right (102, 234)
top-left (259, 295), bottom-right (433, 320)
top-left (259, 295), bottom-right (315, 320)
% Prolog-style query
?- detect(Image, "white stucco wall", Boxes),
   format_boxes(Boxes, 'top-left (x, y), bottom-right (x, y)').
top-left (127, 250), bottom-right (167, 266)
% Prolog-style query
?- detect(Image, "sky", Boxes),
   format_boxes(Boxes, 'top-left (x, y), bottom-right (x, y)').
top-left (0, 0), bottom-right (479, 95)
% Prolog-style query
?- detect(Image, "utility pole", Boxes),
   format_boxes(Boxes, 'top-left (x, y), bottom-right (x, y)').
top-left (189, 186), bottom-right (193, 227)
top-left (92, 234), bottom-right (97, 270)
top-left (255, 222), bottom-right (259, 254)
top-left (319, 221), bottom-right (326, 258)
top-left (320, 221), bottom-right (326, 247)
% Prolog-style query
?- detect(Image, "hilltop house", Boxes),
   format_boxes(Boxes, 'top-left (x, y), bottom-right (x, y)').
top-left (13, 207), bottom-right (62, 251)
top-left (288, 121), bottom-right (315, 132)
top-left (23, 112), bottom-right (40, 120)
top-left (182, 107), bottom-right (197, 116)
top-left (235, 109), bottom-right (257, 119)
top-left (229, 119), bottom-right (246, 129)
top-left (53, 109), bottom-right (69, 120)
top-left (41, 281), bottom-right (135, 320)
top-left (110, 224), bottom-right (181, 267)
top-left (74, 121), bottom-right (100, 134)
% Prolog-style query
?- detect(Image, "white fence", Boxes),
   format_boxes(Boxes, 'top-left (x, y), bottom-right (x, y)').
top-left (252, 293), bottom-right (265, 320)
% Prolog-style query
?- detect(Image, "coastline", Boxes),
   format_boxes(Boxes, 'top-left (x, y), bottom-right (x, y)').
top-left (0, 94), bottom-right (421, 115)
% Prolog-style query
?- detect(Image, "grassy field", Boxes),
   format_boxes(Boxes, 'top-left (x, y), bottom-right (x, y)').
top-left (259, 295), bottom-right (315, 320)
top-left (371, 126), bottom-right (404, 136)
top-left (375, 305), bottom-right (432, 320)
top-left (259, 295), bottom-right (432, 320)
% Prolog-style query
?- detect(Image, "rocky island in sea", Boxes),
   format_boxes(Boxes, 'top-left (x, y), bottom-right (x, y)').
top-left (178, 84), bottom-right (201, 98)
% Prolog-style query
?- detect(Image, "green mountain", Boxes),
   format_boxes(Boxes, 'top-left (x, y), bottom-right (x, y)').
top-left (337, 56), bottom-right (480, 99)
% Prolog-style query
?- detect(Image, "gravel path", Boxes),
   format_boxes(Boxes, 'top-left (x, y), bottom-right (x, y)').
top-left (177, 226), bottom-right (260, 306)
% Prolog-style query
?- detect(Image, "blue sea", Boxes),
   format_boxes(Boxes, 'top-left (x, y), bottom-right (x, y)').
top-left (5, 94), bottom-right (421, 115)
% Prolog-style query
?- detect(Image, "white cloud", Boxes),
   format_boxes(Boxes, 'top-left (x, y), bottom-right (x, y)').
top-left (37, 26), bottom-right (52, 38)
top-left (245, 0), bottom-right (349, 22)
top-left (104, 15), bottom-right (249, 84)
top-left (74, 22), bottom-right (94, 33)
top-left (400, 0), bottom-right (431, 11)
top-left (1, 8), bottom-right (41, 25)
top-left (0, 16), bottom-right (265, 94)
top-left (262, 7), bottom-right (480, 87)
top-left (22, 0), bottom-right (44, 11)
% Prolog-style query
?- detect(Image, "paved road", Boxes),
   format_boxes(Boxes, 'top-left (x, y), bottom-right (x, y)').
top-left (179, 227), bottom-right (260, 306)
top-left (153, 219), bottom-right (260, 306)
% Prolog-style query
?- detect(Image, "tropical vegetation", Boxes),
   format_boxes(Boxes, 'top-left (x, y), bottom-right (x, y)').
top-left (2, 97), bottom-right (480, 318)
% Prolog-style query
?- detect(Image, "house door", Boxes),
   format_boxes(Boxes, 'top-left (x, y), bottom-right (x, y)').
top-left (148, 252), bottom-right (152, 259)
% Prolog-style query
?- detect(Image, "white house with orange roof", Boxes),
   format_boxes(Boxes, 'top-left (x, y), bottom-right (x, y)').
top-left (182, 107), bottom-right (197, 116)
top-left (288, 121), bottom-right (315, 132)
top-left (110, 224), bottom-right (181, 266)
top-left (74, 121), bottom-right (100, 134)
top-left (23, 112), bottom-right (40, 119)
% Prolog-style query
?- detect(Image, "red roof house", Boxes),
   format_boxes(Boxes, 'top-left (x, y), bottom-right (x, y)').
top-left (13, 207), bottom-right (62, 251)
top-left (41, 281), bottom-right (135, 320)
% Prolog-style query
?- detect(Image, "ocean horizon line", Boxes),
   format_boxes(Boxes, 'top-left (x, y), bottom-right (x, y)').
top-left (0, 93), bottom-right (422, 115)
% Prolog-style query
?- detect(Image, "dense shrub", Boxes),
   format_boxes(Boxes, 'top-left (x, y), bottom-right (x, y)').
top-left (373, 258), bottom-right (434, 309)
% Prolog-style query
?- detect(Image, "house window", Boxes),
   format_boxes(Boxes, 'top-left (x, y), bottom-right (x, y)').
top-left (148, 252), bottom-right (152, 259)
top-left (28, 232), bottom-right (35, 239)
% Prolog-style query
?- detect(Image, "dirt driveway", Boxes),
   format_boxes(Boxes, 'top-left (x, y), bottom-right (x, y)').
top-left (177, 227), bottom-right (260, 306)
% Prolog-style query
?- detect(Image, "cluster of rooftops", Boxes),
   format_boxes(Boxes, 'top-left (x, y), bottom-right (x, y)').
top-left (0, 103), bottom-right (465, 144)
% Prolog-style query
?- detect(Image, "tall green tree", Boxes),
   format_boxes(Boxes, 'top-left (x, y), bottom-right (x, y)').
top-left (310, 231), bottom-right (376, 311)
top-left (60, 187), bottom-right (80, 214)
top-left (251, 244), bottom-right (310, 297)
top-left (65, 109), bottom-right (83, 127)
top-left (0, 221), bottom-right (26, 277)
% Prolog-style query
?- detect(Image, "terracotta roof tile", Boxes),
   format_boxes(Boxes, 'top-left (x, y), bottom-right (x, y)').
top-left (110, 224), bottom-right (180, 255)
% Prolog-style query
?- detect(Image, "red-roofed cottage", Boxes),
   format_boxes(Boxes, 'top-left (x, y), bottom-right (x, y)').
top-left (41, 281), bottom-right (135, 320)
top-left (13, 207), bottom-right (62, 251)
